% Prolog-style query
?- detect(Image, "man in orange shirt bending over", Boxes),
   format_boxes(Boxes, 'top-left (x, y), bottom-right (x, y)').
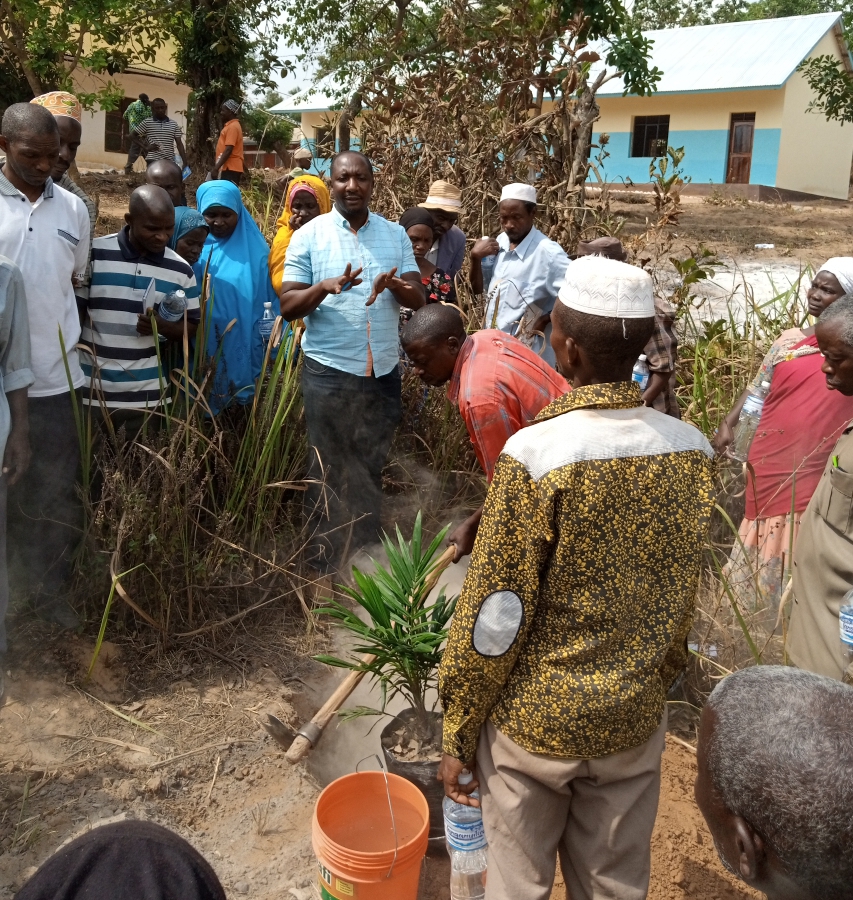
top-left (402, 303), bottom-right (568, 560)
top-left (210, 100), bottom-right (245, 186)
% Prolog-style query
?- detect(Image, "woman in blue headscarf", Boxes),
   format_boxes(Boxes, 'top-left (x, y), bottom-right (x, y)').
top-left (169, 207), bottom-right (209, 268)
top-left (196, 181), bottom-right (279, 413)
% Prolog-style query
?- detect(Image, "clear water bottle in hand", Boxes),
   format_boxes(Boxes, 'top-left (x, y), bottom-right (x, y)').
top-left (444, 770), bottom-right (487, 900)
top-left (157, 289), bottom-right (188, 322)
top-left (840, 589), bottom-right (853, 685)
top-left (258, 301), bottom-right (275, 343)
top-left (632, 354), bottom-right (650, 392)
top-left (730, 380), bottom-right (771, 463)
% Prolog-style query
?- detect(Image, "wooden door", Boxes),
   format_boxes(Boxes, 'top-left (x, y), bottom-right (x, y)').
top-left (726, 114), bottom-right (755, 184)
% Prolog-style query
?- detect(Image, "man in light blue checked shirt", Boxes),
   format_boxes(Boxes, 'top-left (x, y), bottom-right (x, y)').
top-left (281, 151), bottom-right (425, 572)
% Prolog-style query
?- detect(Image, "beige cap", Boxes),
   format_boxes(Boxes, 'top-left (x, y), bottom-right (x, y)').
top-left (558, 256), bottom-right (654, 319)
top-left (293, 147), bottom-right (312, 160)
top-left (420, 180), bottom-right (463, 212)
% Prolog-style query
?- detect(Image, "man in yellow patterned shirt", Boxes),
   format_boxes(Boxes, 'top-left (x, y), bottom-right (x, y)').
top-left (437, 255), bottom-right (714, 900)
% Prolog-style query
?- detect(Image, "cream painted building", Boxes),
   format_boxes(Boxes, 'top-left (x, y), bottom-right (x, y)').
top-left (71, 42), bottom-right (190, 172)
top-left (591, 13), bottom-right (853, 199)
top-left (272, 13), bottom-right (853, 199)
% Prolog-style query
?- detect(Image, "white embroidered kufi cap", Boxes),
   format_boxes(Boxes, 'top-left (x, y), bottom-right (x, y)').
top-left (500, 183), bottom-right (537, 204)
top-left (558, 255), bottom-right (654, 319)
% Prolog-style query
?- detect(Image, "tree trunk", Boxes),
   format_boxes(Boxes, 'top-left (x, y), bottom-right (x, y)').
top-left (338, 90), bottom-right (363, 153)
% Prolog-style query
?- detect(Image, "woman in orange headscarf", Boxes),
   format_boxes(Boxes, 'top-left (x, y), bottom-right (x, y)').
top-left (268, 174), bottom-right (331, 294)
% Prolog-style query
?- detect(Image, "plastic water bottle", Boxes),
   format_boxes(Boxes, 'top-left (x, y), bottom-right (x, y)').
top-left (157, 289), bottom-right (188, 322)
top-left (479, 236), bottom-right (497, 290)
top-left (730, 380), bottom-right (771, 462)
top-left (258, 302), bottom-right (275, 343)
top-left (840, 589), bottom-right (853, 685)
top-left (632, 354), bottom-right (650, 392)
top-left (443, 771), bottom-right (487, 900)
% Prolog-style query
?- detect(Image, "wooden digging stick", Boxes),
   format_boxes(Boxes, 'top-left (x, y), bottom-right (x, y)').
top-left (285, 543), bottom-right (458, 764)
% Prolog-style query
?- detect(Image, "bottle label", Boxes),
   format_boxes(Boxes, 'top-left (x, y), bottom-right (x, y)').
top-left (445, 816), bottom-right (487, 851)
top-left (742, 395), bottom-right (764, 416)
top-left (839, 607), bottom-right (853, 646)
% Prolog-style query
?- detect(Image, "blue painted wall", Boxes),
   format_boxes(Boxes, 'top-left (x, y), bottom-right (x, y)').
top-left (300, 137), bottom-right (361, 177)
top-left (590, 128), bottom-right (782, 186)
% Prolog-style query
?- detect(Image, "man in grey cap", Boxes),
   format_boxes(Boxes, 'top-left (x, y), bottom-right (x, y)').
top-left (438, 255), bottom-right (714, 900)
top-left (471, 182), bottom-right (569, 367)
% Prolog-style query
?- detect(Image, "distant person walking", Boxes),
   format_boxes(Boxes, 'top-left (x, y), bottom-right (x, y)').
top-left (132, 99), bottom-right (187, 170)
top-left (0, 103), bottom-right (90, 628)
top-left (123, 93), bottom-right (151, 174)
top-left (210, 100), bottom-right (244, 185)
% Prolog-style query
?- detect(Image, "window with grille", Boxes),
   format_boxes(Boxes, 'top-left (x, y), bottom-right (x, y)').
top-left (104, 98), bottom-right (133, 154)
top-left (630, 115), bottom-right (670, 158)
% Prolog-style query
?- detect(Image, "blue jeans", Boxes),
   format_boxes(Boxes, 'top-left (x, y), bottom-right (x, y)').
top-left (301, 358), bottom-right (402, 572)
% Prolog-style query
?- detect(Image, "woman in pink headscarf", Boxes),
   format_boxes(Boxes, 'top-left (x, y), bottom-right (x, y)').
top-left (715, 257), bottom-right (853, 607)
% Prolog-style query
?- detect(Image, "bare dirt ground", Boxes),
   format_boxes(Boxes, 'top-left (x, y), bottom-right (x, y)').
top-left (1, 174), bottom-right (836, 898)
top-left (2, 615), bottom-right (758, 900)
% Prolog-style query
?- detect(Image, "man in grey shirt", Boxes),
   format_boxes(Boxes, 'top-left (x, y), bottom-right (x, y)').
top-left (0, 257), bottom-right (35, 706)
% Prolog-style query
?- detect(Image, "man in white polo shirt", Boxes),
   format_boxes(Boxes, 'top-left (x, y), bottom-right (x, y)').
top-left (0, 103), bottom-right (89, 628)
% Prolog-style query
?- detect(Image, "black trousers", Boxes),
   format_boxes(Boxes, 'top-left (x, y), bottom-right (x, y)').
top-left (8, 391), bottom-right (81, 606)
top-left (219, 170), bottom-right (244, 186)
top-left (301, 358), bottom-right (402, 573)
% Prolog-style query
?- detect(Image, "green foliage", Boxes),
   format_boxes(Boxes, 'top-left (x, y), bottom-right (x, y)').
top-left (170, 0), bottom-right (289, 165)
top-left (0, 0), bottom-right (168, 106)
top-left (242, 104), bottom-right (294, 154)
top-left (282, 0), bottom-right (661, 106)
top-left (314, 513), bottom-right (457, 732)
top-left (797, 54), bottom-right (853, 124)
top-left (629, 0), bottom-right (715, 29)
top-left (713, 0), bottom-right (852, 33)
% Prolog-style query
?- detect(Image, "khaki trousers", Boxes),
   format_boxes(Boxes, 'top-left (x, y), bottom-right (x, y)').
top-left (476, 711), bottom-right (667, 900)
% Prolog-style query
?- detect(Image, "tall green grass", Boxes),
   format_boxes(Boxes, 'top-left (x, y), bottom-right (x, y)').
top-left (77, 271), bottom-right (307, 651)
top-left (675, 262), bottom-right (812, 700)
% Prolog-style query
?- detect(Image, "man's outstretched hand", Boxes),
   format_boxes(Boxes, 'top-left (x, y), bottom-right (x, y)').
top-left (321, 263), bottom-right (363, 297)
top-left (367, 267), bottom-right (410, 306)
top-left (438, 754), bottom-right (481, 807)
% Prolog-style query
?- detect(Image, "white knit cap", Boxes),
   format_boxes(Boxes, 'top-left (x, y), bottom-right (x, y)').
top-left (500, 183), bottom-right (537, 204)
top-left (558, 255), bottom-right (654, 319)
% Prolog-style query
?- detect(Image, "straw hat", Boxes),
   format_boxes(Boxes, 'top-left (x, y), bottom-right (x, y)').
top-left (558, 255), bottom-right (654, 319)
top-left (420, 180), bottom-right (463, 213)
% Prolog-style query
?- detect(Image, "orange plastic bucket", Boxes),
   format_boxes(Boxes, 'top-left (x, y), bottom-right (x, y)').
top-left (313, 770), bottom-right (430, 900)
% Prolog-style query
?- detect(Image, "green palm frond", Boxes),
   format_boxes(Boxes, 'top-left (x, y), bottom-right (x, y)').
top-left (314, 512), bottom-right (457, 729)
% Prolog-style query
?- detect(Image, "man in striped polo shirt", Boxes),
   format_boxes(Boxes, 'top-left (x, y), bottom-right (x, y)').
top-left (132, 99), bottom-right (188, 170)
top-left (77, 185), bottom-right (199, 435)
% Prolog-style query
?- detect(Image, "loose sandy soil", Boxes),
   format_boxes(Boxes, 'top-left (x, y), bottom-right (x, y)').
top-left (2, 619), bottom-right (758, 900)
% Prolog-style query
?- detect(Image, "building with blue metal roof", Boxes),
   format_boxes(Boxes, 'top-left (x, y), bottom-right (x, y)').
top-left (592, 12), bottom-right (853, 198)
top-left (271, 13), bottom-right (853, 198)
